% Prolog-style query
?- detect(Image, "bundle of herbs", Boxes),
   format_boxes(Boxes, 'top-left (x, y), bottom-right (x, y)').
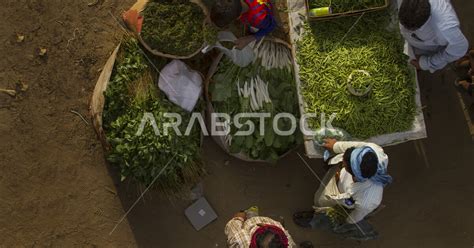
top-left (141, 0), bottom-right (214, 56)
top-left (308, 0), bottom-right (386, 14)
top-left (297, 11), bottom-right (416, 139)
top-left (210, 41), bottom-right (302, 161)
top-left (103, 37), bottom-right (204, 192)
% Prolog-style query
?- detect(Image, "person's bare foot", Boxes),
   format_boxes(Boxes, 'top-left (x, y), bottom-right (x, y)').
top-left (459, 80), bottom-right (472, 90)
top-left (456, 79), bottom-right (473, 96)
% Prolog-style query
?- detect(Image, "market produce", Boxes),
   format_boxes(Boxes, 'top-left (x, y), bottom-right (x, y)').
top-left (326, 205), bottom-right (350, 225)
top-left (103, 39), bottom-right (149, 129)
top-left (297, 12), bottom-right (416, 139)
top-left (308, 0), bottom-right (386, 14)
top-left (313, 127), bottom-right (351, 146)
top-left (210, 41), bottom-right (302, 161)
top-left (203, 23), bottom-right (219, 45)
top-left (103, 37), bottom-right (204, 191)
top-left (141, 0), bottom-right (213, 56)
top-left (254, 40), bottom-right (293, 71)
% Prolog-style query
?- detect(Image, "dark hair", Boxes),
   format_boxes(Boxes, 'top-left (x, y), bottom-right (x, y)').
top-left (360, 152), bottom-right (378, 178)
top-left (343, 147), bottom-right (378, 179)
top-left (343, 147), bottom-right (356, 176)
top-left (256, 230), bottom-right (286, 248)
top-left (211, 0), bottom-right (242, 28)
top-left (399, 0), bottom-right (431, 30)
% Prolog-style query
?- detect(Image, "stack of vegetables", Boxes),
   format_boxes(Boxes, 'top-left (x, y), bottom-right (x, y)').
top-left (297, 11), bottom-right (416, 139)
top-left (210, 41), bottom-right (302, 161)
top-left (308, 0), bottom-right (386, 14)
top-left (103, 37), bottom-right (204, 192)
top-left (141, 0), bottom-right (217, 56)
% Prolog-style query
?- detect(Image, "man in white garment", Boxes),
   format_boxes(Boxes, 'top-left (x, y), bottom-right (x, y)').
top-left (398, 0), bottom-right (469, 73)
top-left (293, 139), bottom-right (392, 240)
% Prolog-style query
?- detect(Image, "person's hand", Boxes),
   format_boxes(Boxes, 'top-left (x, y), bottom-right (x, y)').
top-left (235, 35), bottom-right (256, 50)
top-left (410, 59), bottom-right (422, 70)
top-left (323, 138), bottom-right (337, 151)
top-left (233, 212), bottom-right (246, 220)
top-left (335, 169), bottom-right (341, 183)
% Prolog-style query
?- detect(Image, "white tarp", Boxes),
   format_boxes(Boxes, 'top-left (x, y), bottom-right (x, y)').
top-left (286, 0), bottom-right (427, 158)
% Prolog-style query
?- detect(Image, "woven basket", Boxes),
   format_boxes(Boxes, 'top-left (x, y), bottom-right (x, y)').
top-left (203, 37), bottom-right (298, 163)
top-left (138, 0), bottom-right (210, 59)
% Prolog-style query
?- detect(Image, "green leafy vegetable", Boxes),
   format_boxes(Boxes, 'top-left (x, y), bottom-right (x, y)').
top-left (103, 37), bottom-right (204, 192)
top-left (210, 41), bottom-right (302, 161)
top-left (141, 1), bottom-right (210, 56)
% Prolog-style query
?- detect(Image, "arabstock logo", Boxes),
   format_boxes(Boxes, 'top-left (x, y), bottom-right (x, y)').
top-left (135, 112), bottom-right (337, 137)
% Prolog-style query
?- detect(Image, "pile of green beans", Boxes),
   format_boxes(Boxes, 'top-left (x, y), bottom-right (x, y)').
top-left (297, 12), bottom-right (416, 139)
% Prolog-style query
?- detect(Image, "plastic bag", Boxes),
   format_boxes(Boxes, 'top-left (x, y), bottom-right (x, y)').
top-left (202, 31), bottom-right (256, 67)
top-left (158, 60), bottom-right (202, 112)
top-left (313, 127), bottom-right (352, 147)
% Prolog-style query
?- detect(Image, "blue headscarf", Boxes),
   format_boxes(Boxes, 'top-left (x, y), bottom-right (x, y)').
top-left (350, 146), bottom-right (392, 186)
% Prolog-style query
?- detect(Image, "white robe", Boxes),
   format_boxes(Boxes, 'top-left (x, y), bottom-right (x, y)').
top-left (399, 0), bottom-right (468, 73)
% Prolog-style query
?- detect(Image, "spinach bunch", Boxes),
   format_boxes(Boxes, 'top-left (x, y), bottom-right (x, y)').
top-left (107, 100), bottom-right (203, 191)
top-left (103, 38), bottom-right (149, 130)
top-left (103, 37), bottom-right (204, 191)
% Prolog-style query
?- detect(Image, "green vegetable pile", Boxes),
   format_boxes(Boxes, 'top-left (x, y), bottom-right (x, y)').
top-left (141, 0), bottom-right (211, 56)
top-left (308, 0), bottom-right (386, 14)
top-left (103, 37), bottom-right (204, 192)
top-left (297, 12), bottom-right (416, 139)
top-left (210, 41), bottom-right (302, 161)
top-left (326, 205), bottom-right (351, 225)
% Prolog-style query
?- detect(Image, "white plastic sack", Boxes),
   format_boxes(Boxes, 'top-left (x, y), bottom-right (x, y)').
top-left (158, 60), bottom-right (202, 112)
top-left (202, 31), bottom-right (256, 67)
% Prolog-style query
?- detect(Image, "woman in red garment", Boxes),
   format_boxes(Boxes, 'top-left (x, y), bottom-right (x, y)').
top-left (211, 0), bottom-right (277, 49)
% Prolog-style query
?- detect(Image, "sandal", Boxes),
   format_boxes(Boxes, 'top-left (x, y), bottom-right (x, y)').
top-left (293, 211), bottom-right (315, 228)
top-left (455, 56), bottom-right (471, 68)
top-left (454, 79), bottom-right (473, 96)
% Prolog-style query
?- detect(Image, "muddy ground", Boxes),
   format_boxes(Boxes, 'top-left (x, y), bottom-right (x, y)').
top-left (1, 0), bottom-right (473, 247)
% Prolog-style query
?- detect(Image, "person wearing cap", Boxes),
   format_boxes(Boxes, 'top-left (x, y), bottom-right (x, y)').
top-left (293, 139), bottom-right (392, 235)
top-left (211, 0), bottom-right (277, 49)
top-left (225, 207), bottom-right (297, 248)
top-left (398, 0), bottom-right (468, 73)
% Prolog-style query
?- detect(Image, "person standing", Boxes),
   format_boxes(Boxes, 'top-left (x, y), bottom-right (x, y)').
top-left (293, 139), bottom-right (392, 240)
top-left (398, 0), bottom-right (469, 73)
top-left (225, 207), bottom-right (297, 248)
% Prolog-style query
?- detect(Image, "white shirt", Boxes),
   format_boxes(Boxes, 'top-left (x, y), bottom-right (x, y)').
top-left (329, 141), bottom-right (386, 224)
top-left (399, 0), bottom-right (468, 73)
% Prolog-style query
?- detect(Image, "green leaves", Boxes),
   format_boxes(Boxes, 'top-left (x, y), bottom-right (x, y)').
top-left (210, 50), bottom-right (302, 161)
top-left (211, 73), bottom-right (234, 102)
top-left (141, 2), bottom-right (205, 56)
top-left (103, 38), bottom-right (204, 192)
